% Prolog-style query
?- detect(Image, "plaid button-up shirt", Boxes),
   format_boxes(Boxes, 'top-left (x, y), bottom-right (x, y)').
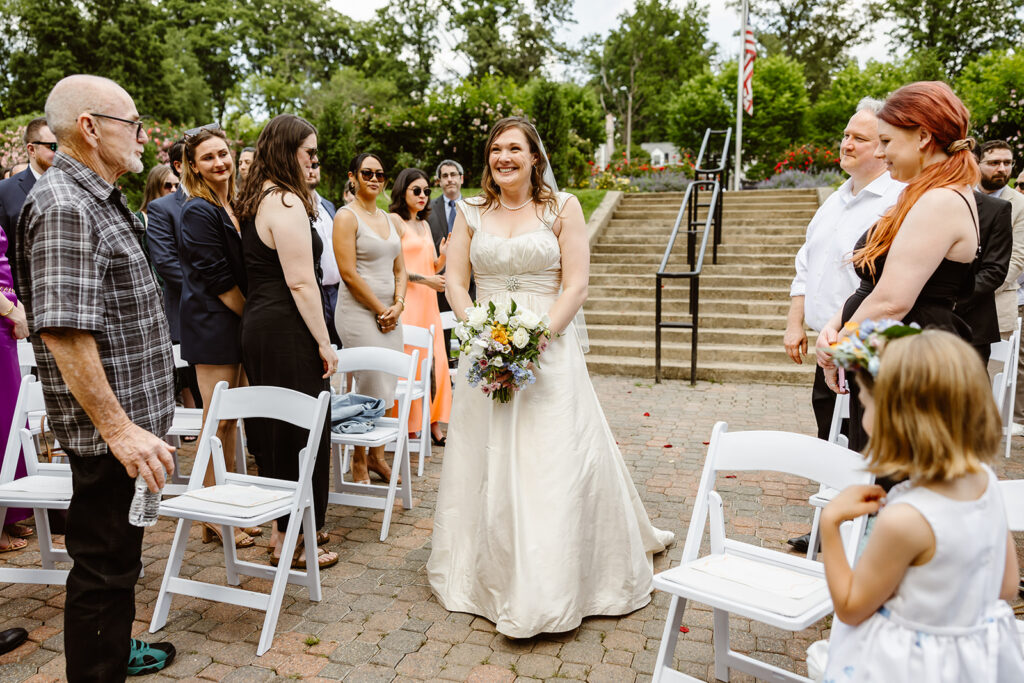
top-left (15, 152), bottom-right (174, 457)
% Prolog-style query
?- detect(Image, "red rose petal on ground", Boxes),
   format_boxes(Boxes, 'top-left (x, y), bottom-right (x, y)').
top-left (664, 444), bottom-right (672, 448)
top-left (724, 474), bottom-right (736, 478)
top-left (702, 440), bottom-right (710, 445)
top-left (643, 412), bottom-right (650, 417)
top-left (679, 626), bottom-right (690, 633)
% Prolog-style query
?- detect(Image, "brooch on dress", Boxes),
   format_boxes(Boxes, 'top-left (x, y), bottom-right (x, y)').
top-left (505, 276), bottom-right (521, 291)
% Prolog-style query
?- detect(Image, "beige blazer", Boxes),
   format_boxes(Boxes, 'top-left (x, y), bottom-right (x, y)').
top-left (996, 186), bottom-right (1024, 334)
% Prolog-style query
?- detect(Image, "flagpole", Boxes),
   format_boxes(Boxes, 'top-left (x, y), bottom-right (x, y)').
top-left (734, 0), bottom-right (747, 191)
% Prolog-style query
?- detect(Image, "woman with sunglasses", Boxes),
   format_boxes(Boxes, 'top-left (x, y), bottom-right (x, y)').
top-left (237, 114), bottom-right (339, 570)
top-left (389, 168), bottom-right (452, 446)
top-left (333, 153), bottom-right (408, 484)
top-left (179, 126), bottom-right (259, 548)
top-left (138, 164), bottom-right (178, 226)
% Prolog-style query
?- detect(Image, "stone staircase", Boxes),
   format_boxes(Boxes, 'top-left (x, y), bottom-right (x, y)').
top-left (584, 188), bottom-right (820, 384)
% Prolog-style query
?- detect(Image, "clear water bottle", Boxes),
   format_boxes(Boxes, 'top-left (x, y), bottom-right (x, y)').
top-left (128, 474), bottom-right (161, 527)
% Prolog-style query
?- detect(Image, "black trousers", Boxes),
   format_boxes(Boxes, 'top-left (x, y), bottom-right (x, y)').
top-left (65, 451), bottom-right (144, 683)
top-left (322, 283), bottom-right (343, 349)
top-left (812, 364), bottom-right (848, 442)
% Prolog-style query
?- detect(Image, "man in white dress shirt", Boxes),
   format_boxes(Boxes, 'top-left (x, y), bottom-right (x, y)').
top-left (785, 99), bottom-right (905, 438)
top-left (308, 163), bottom-right (342, 348)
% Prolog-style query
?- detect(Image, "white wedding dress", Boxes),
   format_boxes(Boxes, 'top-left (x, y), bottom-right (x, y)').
top-left (427, 193), bottom-right (674, 638)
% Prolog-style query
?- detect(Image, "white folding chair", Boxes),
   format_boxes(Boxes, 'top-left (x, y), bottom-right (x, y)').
top-left (150, 381), bottom-right (331, 656)
top-left (651, 422), bottom-right (873, 683)
top-left (398, 325), bottom-right (434, 477)
top-left (991, 316), bottom-right (1021, 459)
top-left (440, 310), bottom-right (458, 358)
top-left (0, 375), bottom-right (72, 585)
top-left (328, 347), bottom-right (418, 541)
top-left (17, 339), bottom-right (35, 377)
top-left (806, 393), bottom-right (851, 560)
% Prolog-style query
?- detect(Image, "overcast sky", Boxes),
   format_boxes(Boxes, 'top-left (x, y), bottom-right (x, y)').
top-left (331, 0), bottom-right (898, 81)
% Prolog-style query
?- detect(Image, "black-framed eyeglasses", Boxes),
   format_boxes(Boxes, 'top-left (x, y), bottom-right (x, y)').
top-left (410, 186), bottom-right (430, 197)
top-left (439, 171), bottom-right (462, 180)
top-left (310, 162), bottom-right (320, 170)
top-left (29, 141), bottom-right (58, 152)
top-left (90, 113), bottom-right (146, 140)
top-left (359, 168), bottom-right (386, 181)
top-left (183, 123), bottom-right (221, 140)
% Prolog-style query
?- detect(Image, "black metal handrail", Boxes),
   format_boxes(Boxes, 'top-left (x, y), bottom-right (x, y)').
top-left (691, 128), bottom-right (732, 264)
top-left (654, 127), bottom-right (731, 384)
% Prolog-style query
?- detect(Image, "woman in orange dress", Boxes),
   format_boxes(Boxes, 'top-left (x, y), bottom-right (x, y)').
top-left (389, 168), bottom-right (452, 444)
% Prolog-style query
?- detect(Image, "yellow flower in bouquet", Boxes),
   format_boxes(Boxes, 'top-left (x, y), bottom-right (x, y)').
top-left (491, 324), bottom-right (510, 345)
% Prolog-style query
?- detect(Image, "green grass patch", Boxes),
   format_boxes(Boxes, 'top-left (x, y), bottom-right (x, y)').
top-left (375, 187), bottom-right (607, 222)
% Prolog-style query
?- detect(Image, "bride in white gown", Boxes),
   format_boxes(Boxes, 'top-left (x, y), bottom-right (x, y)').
top-left (427, 117), bottom-right (674, 639)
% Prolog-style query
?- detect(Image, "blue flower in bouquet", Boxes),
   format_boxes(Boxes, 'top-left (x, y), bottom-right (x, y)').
top-left (830, 318), bottom-right (921, 377)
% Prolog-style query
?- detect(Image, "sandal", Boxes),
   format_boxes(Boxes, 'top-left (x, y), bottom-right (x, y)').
top-left (316, 530), bottom-right (330, 546)
top-left (270, 545), bottom-right (338, 570)
top-left (431, 434), bottom-right (446, 447)
top-left (242, 526), bottom-right (263, 537)
top-left (0, 533), bottom-right (27, 553)
top-left (3, 524), bottom-right (34, 539)
top-left (201, 523), bottom-right (255, 548)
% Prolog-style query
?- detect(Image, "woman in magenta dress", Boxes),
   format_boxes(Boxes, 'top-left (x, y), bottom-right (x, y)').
top-left (0, 224), bottom-right (33, 553)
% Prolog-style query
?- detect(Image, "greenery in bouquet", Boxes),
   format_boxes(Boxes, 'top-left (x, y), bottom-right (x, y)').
top-left (454, 299), bottom-right (552, 404)
top-left (830, 319), bottom-right (922, 377)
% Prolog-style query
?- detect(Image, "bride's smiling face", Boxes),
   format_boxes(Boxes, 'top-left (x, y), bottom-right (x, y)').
top-left (489, 127), bottom-right (536, 191)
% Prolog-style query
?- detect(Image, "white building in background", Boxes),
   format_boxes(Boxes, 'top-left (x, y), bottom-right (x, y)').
top-left (640, 142), bottom-right (684, 166)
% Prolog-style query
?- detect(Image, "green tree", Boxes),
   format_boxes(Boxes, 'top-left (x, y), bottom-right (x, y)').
top-left (445, 0), bottom-right (574, 81)
top-left (744, 0), bottom-right (882, 97)
top-left (884, 0), bottom-right (1024, 78)
top-left (347, 0), bottom-right (439, 97)
top-left (666, 69), bottom-right (734, 155)
top-left (528, 81), bottom-right (569, 185)
top-left (588, 0), bottom-right (714, 150)
top-left (958, 50), bottom-right (1024, 162)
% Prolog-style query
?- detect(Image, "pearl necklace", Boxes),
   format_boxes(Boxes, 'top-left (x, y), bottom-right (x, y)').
top-left (499, 196), bottom-right (533, 211)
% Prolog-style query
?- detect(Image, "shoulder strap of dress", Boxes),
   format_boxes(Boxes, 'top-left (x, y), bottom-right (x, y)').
top-left (458, 198), bottom-right (481, 232)
top-left (949, 188), bottom-right (980, 255)
top-left (542, 192), bottom-right (573, 229)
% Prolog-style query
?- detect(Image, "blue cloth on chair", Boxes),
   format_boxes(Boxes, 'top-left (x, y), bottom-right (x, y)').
top-left (330, 393), bottom-right (387, 434)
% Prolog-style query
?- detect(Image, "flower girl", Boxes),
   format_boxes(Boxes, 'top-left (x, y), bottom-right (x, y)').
top-left (815, 324), bottom-right (1024, 682)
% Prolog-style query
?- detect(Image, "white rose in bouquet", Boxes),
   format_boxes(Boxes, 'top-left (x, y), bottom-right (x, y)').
top-left (517, 308), bottom-right (542, 330)
top-left (491, 355), bottom-right (504, 368)
top-left (511, 327), bottom-right (530, 349)
top-left (466, 305), bottom-right (488, 327)
top-left (454, 322), bottom-right (471, 341)
top-left (494, 302), bottom-right (510, 325)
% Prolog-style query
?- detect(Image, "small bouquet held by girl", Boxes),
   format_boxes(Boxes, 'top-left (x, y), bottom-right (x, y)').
top-left (454, 299), bottom-right (551, 403)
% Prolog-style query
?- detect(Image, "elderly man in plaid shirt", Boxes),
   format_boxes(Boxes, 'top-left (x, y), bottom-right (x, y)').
top-left (15, 75), bottom-right (177, 680)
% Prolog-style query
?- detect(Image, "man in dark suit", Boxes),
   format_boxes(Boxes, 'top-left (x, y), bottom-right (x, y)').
top-left (955, 189), bottom-right (1014, 365)
top-left (146, 140), bottom-right (187, 345)
top-left (0, 117), bottom-right (57, 291)
top-left (427, 159), bottom-right (472, 355)
top-left (308, 162), bottom-right (342, 348)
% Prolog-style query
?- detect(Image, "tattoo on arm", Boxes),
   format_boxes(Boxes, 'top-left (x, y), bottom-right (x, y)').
top-left (409, 273), bottom-right (425, 283)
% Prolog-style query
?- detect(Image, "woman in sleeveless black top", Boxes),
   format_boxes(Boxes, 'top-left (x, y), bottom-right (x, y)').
top-left (815, 82), bottom-right (983, 455)
top-left (236, 115), bottom-right (339, 569)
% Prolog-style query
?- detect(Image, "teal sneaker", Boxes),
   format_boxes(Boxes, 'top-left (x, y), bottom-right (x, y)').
top-left (127, 638), bottom-right (176, 676)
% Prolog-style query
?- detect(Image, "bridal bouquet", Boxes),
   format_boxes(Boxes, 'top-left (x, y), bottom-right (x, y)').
top-left (454, 299), bottom-right (552, 403)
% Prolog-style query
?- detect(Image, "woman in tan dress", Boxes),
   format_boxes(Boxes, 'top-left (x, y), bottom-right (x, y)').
top-left (333, 153), bottom-right (408, 483)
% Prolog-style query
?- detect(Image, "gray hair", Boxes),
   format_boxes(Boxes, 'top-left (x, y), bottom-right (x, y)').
top-left (44, 74), bottom-right (124, 144)
top-left (855, 97), bottom-right (884, 116)
top-left (435, 159), bottom-right (463, 178)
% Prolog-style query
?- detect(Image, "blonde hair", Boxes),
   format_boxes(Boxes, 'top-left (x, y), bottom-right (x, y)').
top-left (864, 330), bottom-right (1000, 483)
top-left (181, 128), bottom-right (235, 209)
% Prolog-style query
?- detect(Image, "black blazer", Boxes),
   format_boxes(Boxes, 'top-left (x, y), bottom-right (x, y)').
top-left (0, 168), bottom-right (37, 291)
top-left (146, 186), bottom-right (188, 342)
top-left (956, 190), bottom-right (1013, 346)
top-left (426, 194), bottom-right (475, 310)
top-left (178, 197), bottom-right (247, 365)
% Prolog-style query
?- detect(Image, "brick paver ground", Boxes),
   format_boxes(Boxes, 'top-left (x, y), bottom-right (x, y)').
top-left (2, 375), bottom-right (1023, 682)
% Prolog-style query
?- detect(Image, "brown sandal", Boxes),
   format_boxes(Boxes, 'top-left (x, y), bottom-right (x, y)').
top-left (3, 524), bottom-right (34, 539)
top-left (201, 523), bottom-right (255, 548)
top-left (0, 533), bottom-right (28, 553)
top-left (270, 545), bottom-right (338, 570)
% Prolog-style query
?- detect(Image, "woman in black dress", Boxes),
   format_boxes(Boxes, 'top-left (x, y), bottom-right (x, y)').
top-left (816, 81), bottom-right (982, 453)
top-left (179, 126), bottom-right (259, 548)
top-left (236, 114), bottom-right (339, 570)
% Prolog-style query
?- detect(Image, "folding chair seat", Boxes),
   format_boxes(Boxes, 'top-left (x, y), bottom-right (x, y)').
top-left (0, 375), bottom-right (72, 585)
top-left (328, 347), bottom-right (418, 541)
top-left (990, 316), bottom-right (1021, 459)
top-left (396, 324), bottom-right (434, 477)
top-left (149, 381), bottom-right (331, 656)
top-left (651, 422), bottom-right (873, 683)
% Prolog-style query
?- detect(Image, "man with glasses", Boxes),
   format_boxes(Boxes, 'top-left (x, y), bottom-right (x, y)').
top-left (15, 75), bottom-right (177, 679)
top-left (0, 117), bottom-right (57, 290)
top-left (427, 159), bottom-right (471, 353)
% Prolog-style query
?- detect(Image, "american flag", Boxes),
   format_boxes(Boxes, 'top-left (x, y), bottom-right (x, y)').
top-left (742, 26), bottom-right (756, 115)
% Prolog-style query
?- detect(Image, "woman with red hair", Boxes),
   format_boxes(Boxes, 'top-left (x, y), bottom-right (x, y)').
top-left (816, 81), bottom-right (981, 453)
